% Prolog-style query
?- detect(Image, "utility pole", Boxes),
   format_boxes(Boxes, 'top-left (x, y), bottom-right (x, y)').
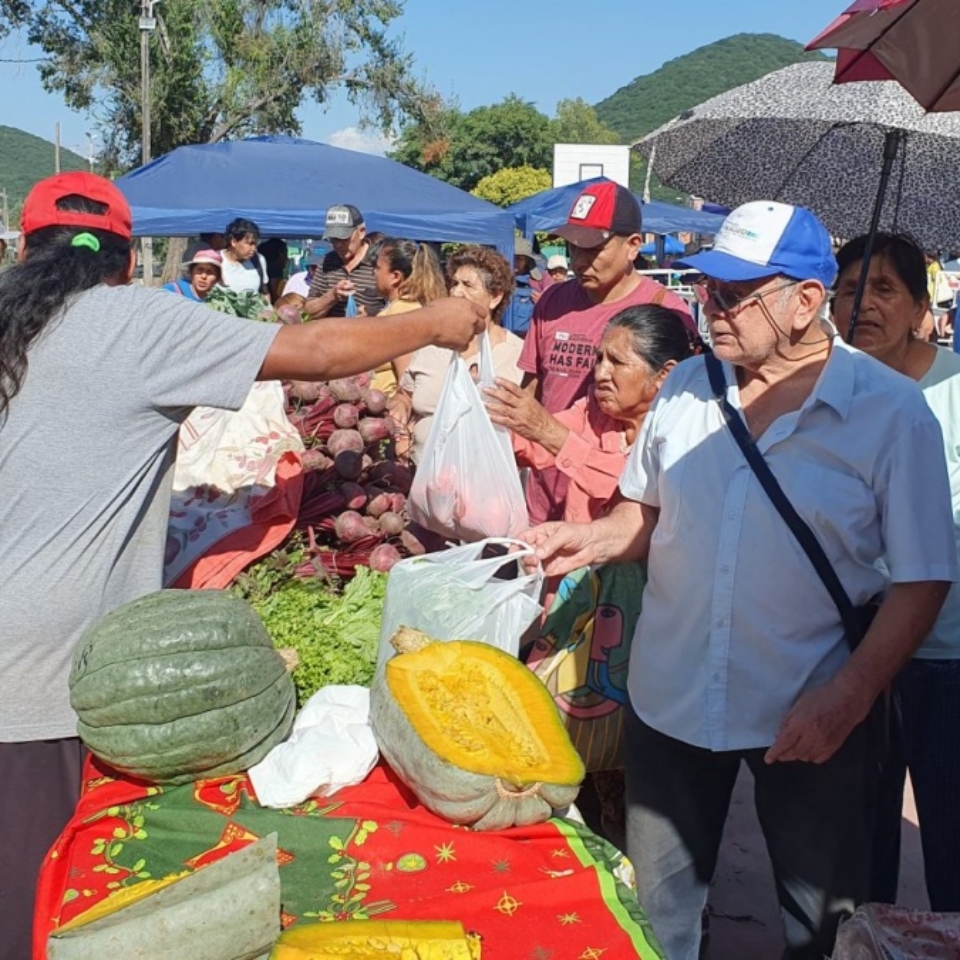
top-left (0, 188), bottom-right (9, 232)
top-left (139, 0), bottom-right (159, 284)
top-left (55, 122), bottom-right (61, 174)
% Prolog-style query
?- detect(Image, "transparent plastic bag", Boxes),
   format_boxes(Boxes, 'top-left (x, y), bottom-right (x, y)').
top-left (408, 332), bottom-right (528, 543)
top-left (376, 537), bottom-right (544, 667)
top-left (831, 903), bottom-right (960, 959)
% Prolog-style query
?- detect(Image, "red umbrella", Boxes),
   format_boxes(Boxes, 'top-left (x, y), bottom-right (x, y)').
top-left (807, 0), bottom-right (960, 112)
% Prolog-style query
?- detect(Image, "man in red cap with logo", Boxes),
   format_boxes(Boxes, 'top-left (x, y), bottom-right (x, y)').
top-left (517, 182), bottom-right (693, 523)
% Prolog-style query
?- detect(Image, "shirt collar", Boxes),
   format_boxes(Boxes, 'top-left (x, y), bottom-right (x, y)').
top-left (809, 336), bottom-right (856, 421)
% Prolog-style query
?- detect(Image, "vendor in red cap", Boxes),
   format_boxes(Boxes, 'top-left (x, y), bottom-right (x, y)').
top-left (0, 172), bottom-right (486, 956)
top-left (513, 181), bottom-right (693, 524)
top-left (522, 200), bottom-right (956, 960)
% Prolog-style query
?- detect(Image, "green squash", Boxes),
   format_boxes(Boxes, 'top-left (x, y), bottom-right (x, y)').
top-left (70, 590), bottom-right (295, 784)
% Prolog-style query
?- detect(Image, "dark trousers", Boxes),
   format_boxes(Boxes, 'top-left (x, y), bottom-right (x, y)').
top-left (871, 658), bottom-right (960, 912)
top-left (624, 708), bottom-right (870, 960)
top-left (0, 739), bottom-right (86, 960)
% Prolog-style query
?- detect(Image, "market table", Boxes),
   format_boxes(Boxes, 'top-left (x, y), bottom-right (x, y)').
top-left (36, 758), bottom-right (664, 959)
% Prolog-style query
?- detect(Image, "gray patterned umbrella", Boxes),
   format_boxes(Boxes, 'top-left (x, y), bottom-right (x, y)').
top-left (633, 61), bottom-right (960, 252)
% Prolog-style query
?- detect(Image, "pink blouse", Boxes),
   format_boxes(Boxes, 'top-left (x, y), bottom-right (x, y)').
top-left (512, 390), bottom-right (629, 524)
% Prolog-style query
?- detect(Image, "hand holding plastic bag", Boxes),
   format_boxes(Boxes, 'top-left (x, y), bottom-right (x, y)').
top-left (409, 332), bottom-right (528, 543)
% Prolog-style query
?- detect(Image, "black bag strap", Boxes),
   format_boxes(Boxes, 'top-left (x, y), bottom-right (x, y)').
top-left (704, 353), bottom-right (863, 643)
top-left (250, 253), bottom-right (268, 295)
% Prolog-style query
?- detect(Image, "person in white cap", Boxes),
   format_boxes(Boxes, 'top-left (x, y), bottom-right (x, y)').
top-left (522, 201), bottom-right (957, 960)
top-left (545, 254), bottom-right (569, 283)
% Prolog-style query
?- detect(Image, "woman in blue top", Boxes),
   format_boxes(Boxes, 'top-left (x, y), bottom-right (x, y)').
top-left (162, 249), bottom-right (222, 301)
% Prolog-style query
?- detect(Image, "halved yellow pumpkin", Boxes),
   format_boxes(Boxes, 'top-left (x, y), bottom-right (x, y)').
top-left (271, 919), bottom-right (481, 959)
top-left (370, 629), bottom-right (584, 830)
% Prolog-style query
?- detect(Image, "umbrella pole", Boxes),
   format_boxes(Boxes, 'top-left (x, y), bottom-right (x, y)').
top-left (848, 131), bottom-right (903, 341)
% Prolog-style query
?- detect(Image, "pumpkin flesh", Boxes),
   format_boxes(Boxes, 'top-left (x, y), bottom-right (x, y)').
top-left (271, 919), bottom-right (481, 959)
top-left (386, 641), bottom-right (581, 787)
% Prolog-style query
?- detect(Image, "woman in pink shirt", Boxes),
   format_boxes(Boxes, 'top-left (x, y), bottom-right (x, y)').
top-left (486, 303), bottom-right (696, 524)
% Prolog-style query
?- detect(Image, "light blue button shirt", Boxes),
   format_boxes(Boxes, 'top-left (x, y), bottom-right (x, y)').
top-left (621, 340), bottom-right (958, 751)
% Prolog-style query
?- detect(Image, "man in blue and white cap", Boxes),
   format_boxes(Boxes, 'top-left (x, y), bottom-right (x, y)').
top-left (522, 201), bottom-right (956, 959)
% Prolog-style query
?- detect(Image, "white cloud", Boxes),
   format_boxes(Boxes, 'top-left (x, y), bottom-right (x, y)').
top-left (325, 126), bottom-right (394, 156)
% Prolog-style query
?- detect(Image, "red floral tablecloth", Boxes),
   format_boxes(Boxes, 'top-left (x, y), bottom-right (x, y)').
top-left (36, 759), bottom-right (663, 959)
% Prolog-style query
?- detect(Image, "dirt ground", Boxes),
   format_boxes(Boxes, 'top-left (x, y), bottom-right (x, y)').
top-left (704, 770), bottom-right (927, 959)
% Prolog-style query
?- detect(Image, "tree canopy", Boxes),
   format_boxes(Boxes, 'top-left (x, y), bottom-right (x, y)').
top-left (0, 0), bottom-right (441, 173)
top-left (390, 95), bottom-right (620, 193)
top-left (471, 166), bottom-right (552, 208)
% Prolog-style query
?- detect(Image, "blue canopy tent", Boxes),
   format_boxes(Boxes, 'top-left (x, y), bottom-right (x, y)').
top-left (639, 235), bottom-right (685, 256)
top-left (507, 178), bottom-right (726, 239)
top-left (115, 136), bottom-right (514, 260)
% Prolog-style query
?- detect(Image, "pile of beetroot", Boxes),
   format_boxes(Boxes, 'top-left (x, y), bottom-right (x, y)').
top-left (284, 373), bottom-right (425, 578)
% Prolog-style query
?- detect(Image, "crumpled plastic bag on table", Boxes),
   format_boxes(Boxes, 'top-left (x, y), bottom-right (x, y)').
top-left (248, 685), bottom-right (378, 809)
top-left (831, 902), bottom-right (960, 959)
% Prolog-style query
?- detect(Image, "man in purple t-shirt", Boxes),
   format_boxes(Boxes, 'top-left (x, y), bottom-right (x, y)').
top-left (518, 181), bottom-right (693, 523)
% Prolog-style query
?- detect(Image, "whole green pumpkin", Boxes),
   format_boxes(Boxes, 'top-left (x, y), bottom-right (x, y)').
top-left (69, 590), bottom-right (295, 784)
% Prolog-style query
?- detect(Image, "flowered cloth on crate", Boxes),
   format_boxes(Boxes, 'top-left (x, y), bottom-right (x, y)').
top-left (35, 759), bottom-right (664, 960)
top-left (164, 381), bottom-right (304, 589)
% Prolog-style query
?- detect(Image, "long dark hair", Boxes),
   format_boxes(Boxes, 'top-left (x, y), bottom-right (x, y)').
top-left (372, 237), bottom-right (447, 305)
top-left (606, 304), bottom-right (697, 369)
top-left (0, 195), bottom-right (132, 416)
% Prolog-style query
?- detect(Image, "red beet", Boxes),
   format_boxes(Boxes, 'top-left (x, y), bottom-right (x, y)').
top-left (361, 388), bottom-right (388, 415)
top-left (357, 417), bottom-right (396, 444)
top-left (369, 460), bottom-right (413, 494)
top-left (399, 528), bottom-right (426, 556)
top-left (301, 449), bottom-right (333, 472)
top-left (334, 451), bottom-right (364, 481)
top-left (365, 490), bottom-right (392, 518)
top-left (369, 543), bottom-right (402, 572)
top-left (333, 403), bottom-right (360, 429)
top-left (334, 510), bottom-right (371, 543)
top-left (387, 492), bottom-right (407, 514)
top-left (328, 378), bottom-right (363, 404)
top-left (276, 304), bottom-right (304, 325)
top-left (340, 482), bottom-right (367, 511)
top-left (328, 429), bottom-right (364, 457)
top-left (288, 380), bottom-right (326, 403)
top-left (356, 371), bottom-right (373, 389)
top-left (379, 511), bottom-right (405, 536)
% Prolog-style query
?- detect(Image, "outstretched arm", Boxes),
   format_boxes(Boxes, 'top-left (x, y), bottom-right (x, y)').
top-left (519, 495), bottom-right (659, 578)
top-left (258, 298), bottom-right (484, 382)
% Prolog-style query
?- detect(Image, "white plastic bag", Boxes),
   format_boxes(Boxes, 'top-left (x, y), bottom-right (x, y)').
top-left (408, 332), bottom-right (528, 543)
top-left (247, 686), bottom-right (378, 809)
top-left (376, 537), bottom-right (544, 667)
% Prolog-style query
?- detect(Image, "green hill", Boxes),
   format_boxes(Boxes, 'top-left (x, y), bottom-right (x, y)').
top-left (0, 125), bottom-right (87, 224)
top-left (595, 33), bottom-right (829, 144)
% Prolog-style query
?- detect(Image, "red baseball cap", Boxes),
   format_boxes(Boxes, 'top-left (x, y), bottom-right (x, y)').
top-left (553, 182), bottom-right (643, 249)
top-left (21, 172), bottom-right (133, 240)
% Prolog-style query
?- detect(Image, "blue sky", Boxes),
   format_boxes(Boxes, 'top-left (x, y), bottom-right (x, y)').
top-left (0, 0), bottom-right (846, 160)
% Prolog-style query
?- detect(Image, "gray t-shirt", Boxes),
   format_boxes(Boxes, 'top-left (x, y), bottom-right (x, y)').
top-left (0, 283), bottom-right (279, 741)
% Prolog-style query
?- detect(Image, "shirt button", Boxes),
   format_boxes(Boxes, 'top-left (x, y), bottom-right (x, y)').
top-left (717, 618), bottom-right (727, 627)
top-left (720, 565), bottom-right (730, 574)
top-left (713, 672), bottom-right (722, 682)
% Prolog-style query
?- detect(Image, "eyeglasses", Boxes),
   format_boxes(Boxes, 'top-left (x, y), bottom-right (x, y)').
top-left (692, 277), bottom-right (798, 314)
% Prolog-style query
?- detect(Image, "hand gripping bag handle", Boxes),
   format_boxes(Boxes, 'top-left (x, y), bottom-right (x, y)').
top-left (423, 537), bottom-right (541, 593)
